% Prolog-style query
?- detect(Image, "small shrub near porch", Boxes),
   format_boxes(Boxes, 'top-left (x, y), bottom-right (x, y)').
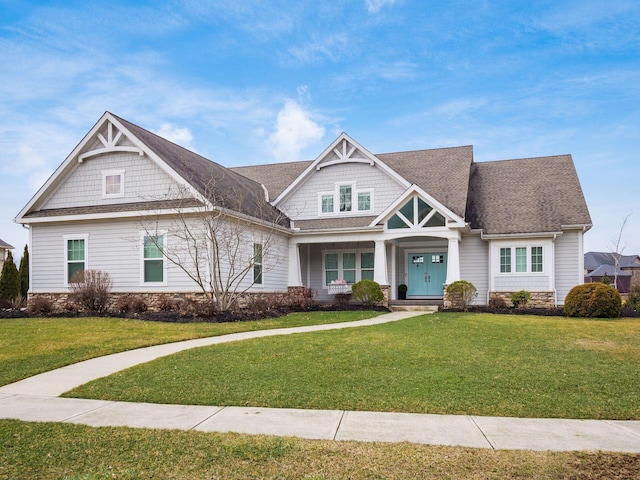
top-left (351, 280), bottom-right (384, 306)
top-left (445, 280), bottom-right (477, 310)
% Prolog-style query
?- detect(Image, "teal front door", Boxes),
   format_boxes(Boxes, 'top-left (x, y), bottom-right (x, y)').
top-left (407, 253), bottom-right (448, 297)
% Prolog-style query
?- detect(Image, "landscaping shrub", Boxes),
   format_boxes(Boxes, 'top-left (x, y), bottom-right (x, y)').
top-left (283, 287), bottom-right (316, 309)
top-left (510, 290), bottom-right (531, 308)
top-left (158, 295), bottom-right (180, 312)
top-left (564, 283), bottom-right (622, 318)
top-left (27, 296), bottom-right (53, 315)
top-left (68, 270), bottom-right (112, 313)
top-left (351, 280), bottom-right (384, 306)
top-left (115, 294), bottom-right (147, 314)
top-left (488, 295), bottom-right (507, 309)
top-left (626, 285), bottom-right (640, 312)
top-left (445, 280), bottom-right (477, 310)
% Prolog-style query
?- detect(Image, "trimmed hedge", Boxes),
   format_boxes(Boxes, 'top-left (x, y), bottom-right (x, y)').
top-left (351, 280), bottom-right (384, 306)
top-left (564, 283), bottom-right (622, 318)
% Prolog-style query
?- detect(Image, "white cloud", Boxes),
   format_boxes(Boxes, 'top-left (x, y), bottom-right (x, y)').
top-left (365, 0), bottom-right (397, 13)
top-left (267, 100), bottom-right (325, 162)
top-left (155, 124), bottom-right (195, 150)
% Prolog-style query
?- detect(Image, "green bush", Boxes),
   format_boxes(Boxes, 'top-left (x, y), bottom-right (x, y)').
top-left (510, 290), bottom-right (531, 308)
top-left (0, 250), bottom-right (21, 301)
top-left (626, 285), bottom-right (640, 312)
top-left (445, 280), bottom-right (477, 310)
top-left (351, 280), bottom-right (384, 306)
top-left (564, 283), bottom-right (622, 318)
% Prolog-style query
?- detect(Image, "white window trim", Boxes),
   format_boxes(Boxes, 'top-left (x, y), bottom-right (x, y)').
top-left (252, 242), bottom-right (264, 287)
top-left (322, 248), bottom-right (375, 288)
top-left (317, 182), bottom-right (374, 216)
top-left (498, 245), bottom-right (545, 275)
top-left (102, 169), bottom-right (125, 198)
top-left (140, 232), bottom-right (168, 286)
top-left (63, 234), bottom-right (89, 286)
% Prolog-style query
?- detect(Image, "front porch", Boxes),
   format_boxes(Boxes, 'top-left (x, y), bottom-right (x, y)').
top-left (287, 233), bottom-right (461, 305)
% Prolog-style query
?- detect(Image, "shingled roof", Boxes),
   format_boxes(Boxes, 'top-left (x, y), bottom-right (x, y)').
top-left (231, 161), bottom-right (313, 201)
top-left (465, 155), bottom-right (592, 235)
top-left (112, 114), bottom-right (289, 227)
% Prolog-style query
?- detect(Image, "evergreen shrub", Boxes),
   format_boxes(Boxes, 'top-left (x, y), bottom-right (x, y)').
top-left (351, 279), bottom-right (384, 306)
top-left (564, 283), bottom-right (621, 318)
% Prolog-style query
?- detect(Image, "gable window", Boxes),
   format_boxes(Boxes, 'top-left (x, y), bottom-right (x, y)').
top-left (318, 183), bottom-right (373, 215)
top-left (323, 249), bottom-right (374, 286)
top-left (102, 170), bottom-right (124, 198)
top-left (143, 235), bottom-right (165, 284)
top-left (65, 235), bottom-right (87, 283)
top-left (387, 197), bottom-right (446, 229)
top-left (253, 243), bottom-right (263, 285)
top-left (321, 195), bottom-right (334, 214)
top-left (339, 185), bottom-right (352, 212)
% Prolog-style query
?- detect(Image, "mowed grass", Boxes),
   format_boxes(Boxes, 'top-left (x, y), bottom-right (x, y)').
top-left (2, 420), bottom-right (639, 480)
top-left (0, 311), bottom-right (382, 387)
top-left (67, 312), bottom-right (640, 419)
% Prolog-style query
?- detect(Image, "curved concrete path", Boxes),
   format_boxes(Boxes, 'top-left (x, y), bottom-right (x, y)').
top-left (1, 311), bottom-right (640, 453)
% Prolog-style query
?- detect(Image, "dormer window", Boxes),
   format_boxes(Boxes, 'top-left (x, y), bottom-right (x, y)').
top-left (102, 170), bottom-right (124, 198)
top-left (319, 183), bottom-right (373, 215)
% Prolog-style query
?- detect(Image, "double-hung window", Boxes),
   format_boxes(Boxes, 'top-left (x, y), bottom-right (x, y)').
top-left (531, 247), bottom-right (543, 272)
top-left (500, 248), bottom-right (511, 273)
top-left (143, 235), bottom-right (165, 284)
top-left (339, 185), bottom-right (352, 212)
top-left (65, 235), bottom-right (88, 284)
top-left (253, 243), bottom-right (263, 285)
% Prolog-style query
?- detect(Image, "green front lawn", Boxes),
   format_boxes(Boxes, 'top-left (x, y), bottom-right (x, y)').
top-left (0, 311), bottom-right (382, 387)
top-left (67, 312), bottom-right (640, 419)
top-left (1, 420), bottom-right (638, 479)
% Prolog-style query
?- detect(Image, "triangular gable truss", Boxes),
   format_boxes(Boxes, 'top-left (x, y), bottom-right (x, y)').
top-left (78, 120), bottom-right (143, 162)
top-left (16, 112), bottom-right (205, 221)
top-left (371, 184), bottom-right (466, 230)
top-left (273, 132), bottom-right (410, 206)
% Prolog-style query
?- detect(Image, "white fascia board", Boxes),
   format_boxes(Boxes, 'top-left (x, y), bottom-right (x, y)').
top-left (370, 184), bottom-right (466, 228)
top-left (480, 231), bottom-right (563, 240)
top-left (16, 207), bottom-right (206, 224)
top-left (561, 223), bottom-right (593, 231)
top-left (273, 132), bottom-right (410, 206)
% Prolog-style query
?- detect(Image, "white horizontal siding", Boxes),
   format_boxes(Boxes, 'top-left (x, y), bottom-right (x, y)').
top-left (459, 234), bottom-right (489, 305)
top-left (555, 230), bottom-right (582, 304)
top-left (30, 217), bottom-right (290, 294)
top-left (280, 163), bottom-right (405, 220)
top-left (44, 152), bottom-right (182, 209)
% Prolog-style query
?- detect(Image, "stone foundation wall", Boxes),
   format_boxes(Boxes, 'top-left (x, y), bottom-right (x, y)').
top-left (28, 290), bottom-right (303, 314)
top-left (490, 291), bottom-right (555, 308)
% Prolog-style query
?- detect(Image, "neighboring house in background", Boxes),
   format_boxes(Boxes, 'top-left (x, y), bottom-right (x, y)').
top-left (584, 251), bottom-right (640, 294)
top-left (15, 112), bottom-right (592, 309)
top-left (0, 238), bottom-right (14, 270)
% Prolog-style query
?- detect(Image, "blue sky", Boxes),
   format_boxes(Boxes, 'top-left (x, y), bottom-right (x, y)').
top-left (1, 0), bottom-right (639, 258)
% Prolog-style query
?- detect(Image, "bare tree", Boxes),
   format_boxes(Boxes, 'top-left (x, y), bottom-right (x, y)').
top-left (140, 171), bottom-right (288, 312)
top-left (609, 213), bottom-right (631, 291)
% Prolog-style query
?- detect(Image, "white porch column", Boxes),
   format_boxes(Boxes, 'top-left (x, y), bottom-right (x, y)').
top-left (374, 240), bottom-right (389, 285)
top-left (288, 241), bottom-right (302, 287)
top-left (446, 236), bottom-right (461, 285)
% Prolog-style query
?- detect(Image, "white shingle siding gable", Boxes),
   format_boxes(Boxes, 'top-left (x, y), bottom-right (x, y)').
top-left (279, 163), bottom-right (405, 220)
top-left (43, 152), bottom-right (182, 210)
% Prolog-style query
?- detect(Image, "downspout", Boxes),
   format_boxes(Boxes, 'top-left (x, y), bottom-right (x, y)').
top-left (552, 233), bottom-right (557, 306)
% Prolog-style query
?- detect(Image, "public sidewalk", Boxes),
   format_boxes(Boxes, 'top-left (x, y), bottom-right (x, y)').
top-left (1, 311), bottom-right (640, 453)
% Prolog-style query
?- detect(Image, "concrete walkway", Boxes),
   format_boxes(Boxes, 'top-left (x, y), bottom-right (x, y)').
top-left (2, 311), bottom-right (640, 453)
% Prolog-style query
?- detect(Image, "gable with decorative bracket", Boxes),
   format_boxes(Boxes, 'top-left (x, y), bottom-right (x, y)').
top-left (78, 120), bottom-right (144, 162)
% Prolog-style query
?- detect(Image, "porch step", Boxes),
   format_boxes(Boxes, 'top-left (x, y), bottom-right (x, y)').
top-left (388, 300), bottom-right (442, 313)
